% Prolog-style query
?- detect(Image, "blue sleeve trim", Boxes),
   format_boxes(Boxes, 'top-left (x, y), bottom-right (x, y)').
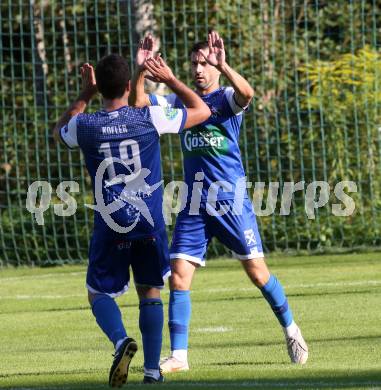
top-left (174, 96), bottom-right (184, 109)
top-left (179, 109), bottom-right (188, 133)
top-left (149, 94), bottom-right (158, 106)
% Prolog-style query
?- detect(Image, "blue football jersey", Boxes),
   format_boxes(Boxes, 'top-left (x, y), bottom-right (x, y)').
top-left (150, 87), bottom-right (248, 201)
top-left (59, 105), bottom-right (187, 238)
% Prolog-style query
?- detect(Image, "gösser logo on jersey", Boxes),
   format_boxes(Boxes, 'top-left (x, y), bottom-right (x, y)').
top-left (182, 124), bottom-right (228, 156)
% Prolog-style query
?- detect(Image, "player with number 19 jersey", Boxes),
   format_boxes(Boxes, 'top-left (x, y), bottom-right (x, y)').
top-left (60, 105), bottom-right (186, 236)
top-left (59, 104), bottom-right (187, 296)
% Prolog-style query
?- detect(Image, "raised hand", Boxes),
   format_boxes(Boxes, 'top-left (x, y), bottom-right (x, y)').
top-left (80, 63), bottom-right (97, 98)
top-left (199, 31), bottom-right (226, 70)
top-left (144, 56), bottom-right (175, 84)
top-left (136, 34), bottom-right (154, 70)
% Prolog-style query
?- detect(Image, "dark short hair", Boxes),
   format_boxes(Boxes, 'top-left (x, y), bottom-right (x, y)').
top-left (190, 41), bottom-right (209, 56)
top-left (95, 54), bottom-right (130, 99)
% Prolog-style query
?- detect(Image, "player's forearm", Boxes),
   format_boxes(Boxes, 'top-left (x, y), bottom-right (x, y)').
top-left (166, 77), bottom-right (211, 128)
top-left (129, 67), bottom-right (150, 108)
top-left (53, 92), bottom-right (91, 142)
top-left (219, 63), bottom-right (254, 107)
top-left (166, 77), bottom-right (204, 109)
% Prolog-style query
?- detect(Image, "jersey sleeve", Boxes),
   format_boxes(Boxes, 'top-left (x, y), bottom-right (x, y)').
top-left (59, 114), bottom-right (80, 148)
top-left (224, 86), bottom-right (249, 115)
top-left (148, 106), bottom-right (187, 135)
top-left (149, 93), bottom-right (178, 108)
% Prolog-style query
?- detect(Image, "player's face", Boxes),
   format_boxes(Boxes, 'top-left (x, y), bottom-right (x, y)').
top-left (191, 49), bottom-right (220, 91)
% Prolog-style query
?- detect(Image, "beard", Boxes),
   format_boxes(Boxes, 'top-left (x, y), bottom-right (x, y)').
top-left (193, 78), bottom-right (211, 90)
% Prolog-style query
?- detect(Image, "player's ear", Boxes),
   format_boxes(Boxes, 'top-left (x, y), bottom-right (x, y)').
top-left (126, 80), bottom-right (131, 92)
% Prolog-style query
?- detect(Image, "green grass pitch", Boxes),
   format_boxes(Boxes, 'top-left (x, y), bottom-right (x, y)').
top-left (0, 253), bottom-right (380, 390)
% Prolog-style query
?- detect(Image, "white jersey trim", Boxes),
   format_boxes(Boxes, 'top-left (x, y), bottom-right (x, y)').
top-left (224, 86), bottom-right (247, 115)
top-left (148, 105), bottom-right (187, 135)
top-left (59, 114), bottom-right (79, 148)
top-left (156, 94), bottom-right (171, 107)
top-left (153, 89), bottom-right (246, 116)
top-left (150, 93), bottom-right (180, 108)
top-left (232, 250), bottom-right (265, 260)
top-left (169, 252), bottom-right (206, 267)
top-left (86, 282), bottom-right (130, 298)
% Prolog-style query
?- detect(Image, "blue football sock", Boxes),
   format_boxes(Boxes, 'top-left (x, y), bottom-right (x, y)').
top-left (260, 274), bottom-right (293, 327)
top-left (139, 298), bottom-right (163, 370)
top-left (168, 290), bottom-right (191, 351)
top-left (91, 294), bottom-right (127, 347)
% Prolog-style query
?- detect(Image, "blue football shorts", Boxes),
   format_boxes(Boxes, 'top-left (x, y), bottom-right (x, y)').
top-left (86, 228), bottom-right (170, 297)
top-left (170, 198), bottom-right (264, 266)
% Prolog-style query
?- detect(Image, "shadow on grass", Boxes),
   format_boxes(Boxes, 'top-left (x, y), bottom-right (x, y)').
top-left (5, 333), bottom-right (380, 355)
top-left (0, 302), bottom-right (137, 316)
top-left (1, 369), bottom-right (381, 389)
top-left (193, 288), bottom-right (380, 305)
top-left (190, 333), bottom-right (381, 349)
top-left (2, 287), bottom-right (378, 315)
top-left (206, 254), bottom-right (381, 271)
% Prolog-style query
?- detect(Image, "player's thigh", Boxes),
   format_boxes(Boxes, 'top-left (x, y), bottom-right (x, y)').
top-left (130, 229), bottom-right (170, 290)
top-left (86, 229), bottom-right (132, 297)
top-left (207, 198), bottom-right (265, 261)
top-left (169, 258), bottom-right (198, 290)
top-left (170, 205), bottom-right (211, 268)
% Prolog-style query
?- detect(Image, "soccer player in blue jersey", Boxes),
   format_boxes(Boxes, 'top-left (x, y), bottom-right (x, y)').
top-left (53, 39), bottom-right (210, 386)
top-left (131, 31), bottom-right (308, 372)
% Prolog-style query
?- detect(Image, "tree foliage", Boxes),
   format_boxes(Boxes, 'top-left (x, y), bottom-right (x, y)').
top-left (1, 0), bottom-right (381, 264)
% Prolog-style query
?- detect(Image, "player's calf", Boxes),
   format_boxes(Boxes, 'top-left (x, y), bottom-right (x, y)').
top-left (257, 273), bottom-right (309, 364)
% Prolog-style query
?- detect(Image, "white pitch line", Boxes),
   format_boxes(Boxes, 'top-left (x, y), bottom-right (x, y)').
top-left (0, 294), bottom-right (84, 300)
top-left (0, 271), bottom-right (85, 282)
top-left (194, 326), bottom-right (232, 333)
top-left (0, 280), bottom-right (380, 301)
top-left (197, 279), bottom-right (381, 294)
top-left (287, 280), bottom-right (381, 289)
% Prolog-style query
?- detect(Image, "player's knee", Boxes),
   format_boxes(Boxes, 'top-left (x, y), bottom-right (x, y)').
top-left (169, 273), bottom-right (189, 290)
top-left (136, 286), bottom-right (161, 300)
top-left (245, 267), bottom-right (270, 288)
top-left (88, 291), bottom-right (108, 306)
top-left (242, 258), bottom-right (270, 288)
top-left (250, 273), bottom-right (269, 288)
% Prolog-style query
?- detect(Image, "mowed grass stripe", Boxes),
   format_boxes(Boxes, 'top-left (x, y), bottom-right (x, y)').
top-left (0, 253), bottom-right (380, 389)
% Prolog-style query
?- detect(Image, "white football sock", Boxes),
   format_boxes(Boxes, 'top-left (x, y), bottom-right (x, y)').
top-left (172, 349), bottom-right (188, 362)
top-left (144, 367), bottom-right (160, 380)
top-left (115, 337), bottom-right (127, 351)
top-left (283, 320), bottom-right (298, 338)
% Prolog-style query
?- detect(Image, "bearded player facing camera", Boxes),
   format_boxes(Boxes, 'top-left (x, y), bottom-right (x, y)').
top-left (133, 31), bottom-right (308, 372)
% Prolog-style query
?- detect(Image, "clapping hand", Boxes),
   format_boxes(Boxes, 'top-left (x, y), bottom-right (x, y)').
top-left (80, 63), bottom-right (97, 98)
top-left (198, 30), bottom-right (226, 71)
top-left (136, 34), bottom-right (154, 70)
